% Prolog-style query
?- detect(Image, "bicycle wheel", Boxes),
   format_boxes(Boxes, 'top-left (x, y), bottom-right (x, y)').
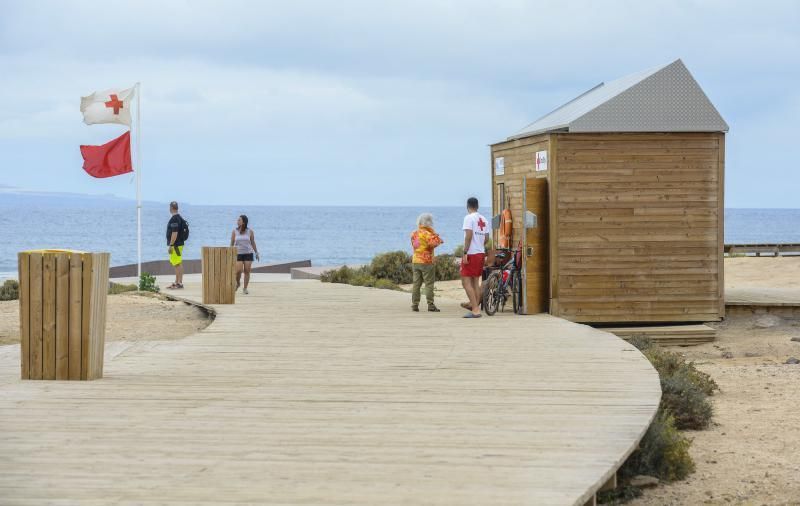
top-left (482, 271), bottom-right (500, 316)
top-left (512, 269), bottom-right (522, 314)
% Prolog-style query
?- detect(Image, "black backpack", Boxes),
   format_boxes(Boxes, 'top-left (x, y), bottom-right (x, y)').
top-left (179, 216), bottom-right (190, 242)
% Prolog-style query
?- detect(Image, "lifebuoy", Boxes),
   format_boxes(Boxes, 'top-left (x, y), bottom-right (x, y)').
top-left (498, 208), bottom-right (513, 248)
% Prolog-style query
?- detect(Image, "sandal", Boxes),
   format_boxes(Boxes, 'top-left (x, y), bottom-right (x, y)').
top-left (460, 302), bottom-right (472, 310)
top-left (166, 283), bottom-right (179, 290)
top-left (463, 312), bottom-right (482, 318)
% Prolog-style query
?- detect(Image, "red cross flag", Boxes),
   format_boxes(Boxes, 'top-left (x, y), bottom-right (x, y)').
top-left (80, 86), bottom-right (135, 126)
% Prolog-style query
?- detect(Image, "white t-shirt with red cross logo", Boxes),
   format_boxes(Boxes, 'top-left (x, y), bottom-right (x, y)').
top-left (463, 212), bottom-right (491, 254)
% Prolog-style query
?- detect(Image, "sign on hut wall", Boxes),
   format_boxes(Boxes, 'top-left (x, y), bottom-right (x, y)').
top-left (535, 151), bottom-right (548, 172)
top-left (494, 157), bottom-right (505, 176)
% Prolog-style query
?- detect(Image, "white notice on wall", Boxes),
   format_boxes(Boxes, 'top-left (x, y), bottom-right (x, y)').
top-left (535, 151), bottom-right (548, 171)
top-left (494, 157), bottom-right (505, 176)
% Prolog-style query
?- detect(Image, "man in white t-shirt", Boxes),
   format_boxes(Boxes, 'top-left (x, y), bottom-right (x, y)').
top-left (460, 197), bottom-right (492, 318)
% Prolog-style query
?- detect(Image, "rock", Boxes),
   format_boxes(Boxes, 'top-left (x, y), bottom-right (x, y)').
top-left (754, 314), bottom-right (783, 328)
top-left (721, 351), bottom-right (734, 359)
top-left (791, 337), bottom-right (800, 343)
top-left (786, 357), bottom-right (800, 365)
top-left (630, 475), bottom-right (660, 488)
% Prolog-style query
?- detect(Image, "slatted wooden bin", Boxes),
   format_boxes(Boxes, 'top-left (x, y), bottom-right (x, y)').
top-left (201, 246), bottom-right (237, 305)
top-left (17, 250), bottom-right (110, 380)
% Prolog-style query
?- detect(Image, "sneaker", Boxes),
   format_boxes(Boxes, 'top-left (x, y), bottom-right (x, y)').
top-left (243, 288), bottom-right (249, 295)
top-left (411, 304), bottom-right (419, 312)
top-left (428, 304), bottom-right (440, 312)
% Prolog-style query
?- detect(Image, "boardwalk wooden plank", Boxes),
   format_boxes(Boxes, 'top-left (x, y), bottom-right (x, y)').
top-left (0, 281), bottom-right (660, 505)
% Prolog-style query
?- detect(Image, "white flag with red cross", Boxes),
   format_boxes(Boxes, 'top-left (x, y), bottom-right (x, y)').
top-left (80, 86), bottom-right (135, 126)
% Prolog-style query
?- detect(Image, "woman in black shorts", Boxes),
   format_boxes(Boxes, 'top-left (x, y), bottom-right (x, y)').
top-left (230, 214), bottom-right (260, 294)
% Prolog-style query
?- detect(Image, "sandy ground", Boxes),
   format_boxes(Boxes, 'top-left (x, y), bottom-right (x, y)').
top-left (624, 257), bottom-right (800, 505)
top-left (0, 292), bottom-right (211, 346)
top-left (407, 259), bottom-right (800, 505)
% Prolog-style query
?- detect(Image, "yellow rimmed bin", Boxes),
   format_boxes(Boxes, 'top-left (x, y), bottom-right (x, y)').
top-left (17, 250), bottom-right (110, 380)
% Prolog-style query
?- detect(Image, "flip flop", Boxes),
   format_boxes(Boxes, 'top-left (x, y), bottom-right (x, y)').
top-left (460, 302), bottom-right (472, 309)
top-left (463, 313), bottom-right (482, 318)
top-left (166, 283), bottom-right (178, 289)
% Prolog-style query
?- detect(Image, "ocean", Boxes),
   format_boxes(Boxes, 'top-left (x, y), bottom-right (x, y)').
top-left (1, 204), bottom-right (799, 280)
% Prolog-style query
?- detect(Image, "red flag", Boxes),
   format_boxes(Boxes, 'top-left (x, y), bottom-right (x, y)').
top-left (80, 131), bottom-right (132, 178)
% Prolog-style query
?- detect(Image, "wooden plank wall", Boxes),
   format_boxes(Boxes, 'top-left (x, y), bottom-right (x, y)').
top-left (552, 132), bottom-right (723, 323)
top-left (491, 135), bottom-right (549, 249)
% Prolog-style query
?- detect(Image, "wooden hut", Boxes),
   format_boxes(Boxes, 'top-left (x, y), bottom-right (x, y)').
top-left (490, 59), bottom-right (728, 323)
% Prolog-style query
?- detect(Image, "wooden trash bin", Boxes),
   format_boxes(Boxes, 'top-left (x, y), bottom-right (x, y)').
top-left (17, 250), bottom-right (110, 381)
top-left (201, 246), bottom-right (237, 305)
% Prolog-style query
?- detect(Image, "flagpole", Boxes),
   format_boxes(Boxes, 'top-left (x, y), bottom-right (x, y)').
top-left (135, 82), bottom-right (142, 287)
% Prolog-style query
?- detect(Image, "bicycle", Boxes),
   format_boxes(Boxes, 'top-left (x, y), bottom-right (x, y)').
top-left (482, 248), bottom-right (522, 315)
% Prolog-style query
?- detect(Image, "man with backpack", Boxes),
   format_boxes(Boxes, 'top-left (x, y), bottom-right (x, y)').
top-left (166, 201), bottom-right (189, 289)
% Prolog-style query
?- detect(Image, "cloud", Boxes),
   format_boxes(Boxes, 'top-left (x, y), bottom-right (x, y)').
top-left (0, 0), bottom-right (798, 206)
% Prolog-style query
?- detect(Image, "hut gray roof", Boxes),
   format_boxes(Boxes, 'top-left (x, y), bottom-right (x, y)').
top-left (510, 59), bottom-right (729, 140)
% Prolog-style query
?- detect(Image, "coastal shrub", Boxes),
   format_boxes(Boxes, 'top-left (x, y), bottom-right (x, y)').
top-left (319, 265), bottom-right (398, 291)
top-left (626, 335), bottom-right (654, 352)
top-left (108, 282), bottom-right (138, 295)
top-left (369, 251), bottom-right (413, 285)
top-left (661, 373), bottom-right (713, 430)
top-left (434, 254), bottom-right (461, 281)
top-left (0, 279), bottom-right (19, 301)
top-left (597, 485), bottom-right (643, 504)
top-left (373, 278), bottom-right (399, 290)
top-left (631, 338), bottom-right (718, 396)
top-left (620, 410), bottom-right (695, 482)
top-left (453, 244), bottom-right (464, 257)
top-left (138, 272), bottom-right (160, 293)
top-left (350, 273), bottom-right (377, 287)
top-left (320, 265), bottom-right (356, 284)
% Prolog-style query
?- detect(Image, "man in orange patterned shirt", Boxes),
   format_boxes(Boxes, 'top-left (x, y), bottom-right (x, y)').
top-left (410, 213), bottom-right (443, 312)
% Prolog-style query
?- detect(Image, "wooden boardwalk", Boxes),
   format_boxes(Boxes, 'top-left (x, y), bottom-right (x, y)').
top-left (0, 280), bottom-right (660, 505)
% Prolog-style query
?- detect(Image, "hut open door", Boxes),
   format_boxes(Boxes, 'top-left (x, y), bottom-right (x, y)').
top-left (523, 177), bottom-right (549, 314)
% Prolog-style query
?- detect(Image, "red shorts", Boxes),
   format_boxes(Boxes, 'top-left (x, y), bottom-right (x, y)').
top-left (460, 253), bottom-right (485, 277)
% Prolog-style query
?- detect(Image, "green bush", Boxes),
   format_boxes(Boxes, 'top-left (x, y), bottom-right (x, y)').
top-left (620, 410), bottom-right (695, 482)
top-left (453, 244), bottom-right (465, 257)
top-left (626, 336), bottom-right (655, 352)
top-left (434, 254), bottom-right (461, 281)
top-left (320, 265), bottom-right (398, 291)
top-left (108, 282), bottom-right (138, 295)
top-left (138, 272), bottom-right (160, 293)
top-left (661, 373), bottom-right (713, 430)
top-left (0, 279), bottom-right (19, 301)
top-left (369, 251), bottom-right (413, 285)
top-left (373, 278), bottom-right (399, 290)
top-left (320, 265), bottom-right (356, 284)
top-left (597, 485), bottom-right (643, 504)
top-left (350, 273), bottom-right (377, 287)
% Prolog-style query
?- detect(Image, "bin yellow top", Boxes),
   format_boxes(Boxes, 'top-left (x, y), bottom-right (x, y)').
top-left (20, 249), bottom-right (87, 254)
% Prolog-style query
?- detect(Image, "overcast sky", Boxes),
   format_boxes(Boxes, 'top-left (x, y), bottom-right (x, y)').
top-left (0, 0), bottom-right (798, 207)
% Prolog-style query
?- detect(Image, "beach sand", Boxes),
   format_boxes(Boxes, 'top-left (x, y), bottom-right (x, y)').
top-left (630, 257), bottom-right (800, 505)
top-left (0, 292), bottom-right (211, 346)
